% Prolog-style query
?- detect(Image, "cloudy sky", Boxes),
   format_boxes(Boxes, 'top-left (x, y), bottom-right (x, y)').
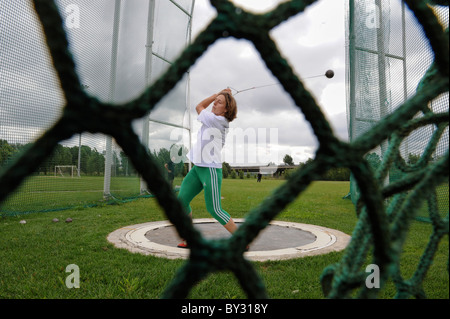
top-left (3, 0), bottom-right (446, 168)
top-left (188, 0), bottom-right (348, 165)
top-left (0, 0), bottom-right (347, 167)
top-left (191, 0), bottom-right (347, 164)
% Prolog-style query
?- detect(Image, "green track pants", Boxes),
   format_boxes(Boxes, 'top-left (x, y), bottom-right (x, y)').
top-left (177, 166), bottom-right (231, 225)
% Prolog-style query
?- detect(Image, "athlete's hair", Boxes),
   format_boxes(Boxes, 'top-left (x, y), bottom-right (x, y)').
top-left (219, 90), bottom-right (237, 122)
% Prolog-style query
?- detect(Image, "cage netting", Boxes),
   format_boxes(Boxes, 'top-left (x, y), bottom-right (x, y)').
top-left (345, 0), bottom-right (448, 223)
top-left (0, 0), bottom-right (448, 299)
top-left (0, 0), bottom-right (193, 214)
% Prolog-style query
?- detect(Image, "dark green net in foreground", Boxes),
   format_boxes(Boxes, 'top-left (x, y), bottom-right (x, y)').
top-left (0, 0), bottom-right (448, 299)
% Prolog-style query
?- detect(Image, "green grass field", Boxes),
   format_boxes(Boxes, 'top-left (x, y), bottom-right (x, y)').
top-left (0, 175), bottom-right (142, 214)
top-left (0, 178), bottom-right (448, 299)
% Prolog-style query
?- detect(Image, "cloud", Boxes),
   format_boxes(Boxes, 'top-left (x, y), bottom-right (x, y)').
top-left (2, 0), bottom-right (446, 170)
top-left (187, 0), bottom-right (347, 164)
top-left (231, 0), bottom-right (288, 13)
top-left (1, 0), bottom-right (347, 166)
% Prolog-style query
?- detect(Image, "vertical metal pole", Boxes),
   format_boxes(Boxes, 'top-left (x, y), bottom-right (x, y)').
top-left (77, 134), bottom-right (81, 177)
top-left (348, 0), bottom-right (356, 143)
top-left (401, 0), bottom-right (408, 158)
top-left (140, 0), bottom-right (155, 194)
top-left (187, 0), bottom-right (195, 172)
top-left (376, 0), bottom-right (388, 124)
top-left (104, 0), bottom-right (121, 198)
top-left (104, 139), bottom-right (113, 197)
top-left (401, 1), bottom-right (407, 103)
top-left (376, 0), bottom-right (389, 185)
top-left (346, 0), bottom-right (358, 202)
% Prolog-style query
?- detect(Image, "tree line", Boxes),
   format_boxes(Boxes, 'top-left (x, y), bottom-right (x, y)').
top-left (1, 139), bottom-right (429, 181)
top-left (0, 139), bottom-right (189, 178)
top-left (1, 139), bottom-right (114, 176)
top-left (0, 140), bottom-right (353, 180)
top-left (279, 154), bottom-right (350, 181)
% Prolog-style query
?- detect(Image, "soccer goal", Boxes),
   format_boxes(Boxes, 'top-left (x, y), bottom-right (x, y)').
top-left (54, 165), bottom-right (79, 178)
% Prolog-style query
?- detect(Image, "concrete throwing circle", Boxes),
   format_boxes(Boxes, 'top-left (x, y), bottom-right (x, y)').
top-left (107, 218), bottom-right (351, 261)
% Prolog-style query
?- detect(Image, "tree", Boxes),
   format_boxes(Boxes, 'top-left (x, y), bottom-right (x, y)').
top-left (222, 163), bottom-right (229, 178)
top-left (283, 154), bottom-right (294, 166)
top-left (155, 148), bottom-right (171, 168)
top-left (79, 145), bottom-right (92, 175)
top-left (222, 161), bottom-right (231, 178)
top-left (87, 149), bottom-right (105, 175)
top-left (112, 151), bottom-right (120, 177)
top-left (0, 139), bottom-right (15, 167)
top-left (120, 151), bottom-right (135, 176)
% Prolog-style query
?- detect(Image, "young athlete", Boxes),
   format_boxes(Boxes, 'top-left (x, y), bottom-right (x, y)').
top-left (177, 89), bottom-right (238, 248)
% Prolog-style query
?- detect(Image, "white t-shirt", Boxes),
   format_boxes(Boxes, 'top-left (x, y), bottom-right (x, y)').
top-left (188, 109), bottom-right (229, 168)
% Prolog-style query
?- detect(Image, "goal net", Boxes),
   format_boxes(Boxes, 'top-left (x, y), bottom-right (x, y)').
top-left (54, 165), bottom-right (79, 178)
